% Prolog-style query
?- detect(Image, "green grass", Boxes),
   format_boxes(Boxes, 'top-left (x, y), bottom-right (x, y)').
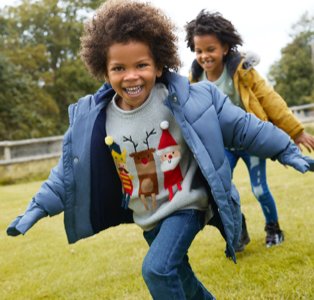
top-left (0, 157), bottom-right (313, 299)
top-left (304, 123), bottom-right (314, 135)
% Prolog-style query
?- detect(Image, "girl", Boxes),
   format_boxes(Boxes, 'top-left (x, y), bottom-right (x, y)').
top-left (185, 10), bottom-right (314, 250)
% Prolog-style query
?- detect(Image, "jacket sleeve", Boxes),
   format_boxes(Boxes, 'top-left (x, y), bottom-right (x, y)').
top-left (32, 156), bottom-right (66, 215)
top-left (7, 144), bottom-right (66, 236)
top-left (215, 88), bottom-right (313, 173)
top-left (210, 84), bottom-right (291, 158)
top-left (240, 67), bottom-right (304, 139)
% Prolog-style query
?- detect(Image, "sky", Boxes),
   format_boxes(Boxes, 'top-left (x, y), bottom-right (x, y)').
top-left (145, 0), bottom-right (314, 77)
top-left (1, 0), bottom-right (314, 78)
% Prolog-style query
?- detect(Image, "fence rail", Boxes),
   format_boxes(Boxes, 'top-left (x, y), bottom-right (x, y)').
top-left (0, 136), bottom-right (63, 165)
top-left (290, 103), bottom-right (314, 124)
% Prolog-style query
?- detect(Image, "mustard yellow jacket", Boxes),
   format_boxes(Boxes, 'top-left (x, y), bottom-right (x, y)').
top-left (189, 53), bottom-right (304, 139)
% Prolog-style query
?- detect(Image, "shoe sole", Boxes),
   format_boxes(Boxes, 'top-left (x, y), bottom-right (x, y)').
top-left (266, 241), bottom-right (283, 248)
top-left (266, 236), bottom-right (284, 248)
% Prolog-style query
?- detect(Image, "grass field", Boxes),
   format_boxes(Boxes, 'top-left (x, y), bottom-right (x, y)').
top-left (0, 157), bottom-right (313, 299)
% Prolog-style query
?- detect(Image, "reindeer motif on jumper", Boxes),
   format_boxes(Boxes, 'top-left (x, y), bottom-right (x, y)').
top-left (123, 129), bottom-right (159, 210)
top-left (105, 136), bottom-right (134, 209)
top-left (157, 121), bottom-right (183, 200)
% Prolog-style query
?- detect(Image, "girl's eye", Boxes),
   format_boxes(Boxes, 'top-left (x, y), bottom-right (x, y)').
top-left (138, 63), bottom-right (148, 69)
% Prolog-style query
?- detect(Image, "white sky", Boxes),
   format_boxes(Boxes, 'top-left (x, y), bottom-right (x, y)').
top-left (146, 0), bottom-right (314, 77)
top-left (1, 0), bottom-right (314, 78)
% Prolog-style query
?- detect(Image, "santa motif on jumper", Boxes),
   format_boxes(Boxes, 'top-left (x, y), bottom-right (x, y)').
top-left (157, 121), bottom-right (183, 200)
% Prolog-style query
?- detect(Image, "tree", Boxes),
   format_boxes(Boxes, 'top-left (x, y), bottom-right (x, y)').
top-left (0, 0), bottom-right (101, 139)
top-left (268, 13), bottom-right (314, 106)
top-left (0, 54), bottom-right (59, 140)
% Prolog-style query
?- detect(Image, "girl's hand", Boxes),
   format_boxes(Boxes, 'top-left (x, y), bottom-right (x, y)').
top-left (294, 131), bottom-right (314, 152)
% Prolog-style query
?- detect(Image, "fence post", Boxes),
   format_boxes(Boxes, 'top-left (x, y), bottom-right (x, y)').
top-left (4, 146), bottom-right (11, 160)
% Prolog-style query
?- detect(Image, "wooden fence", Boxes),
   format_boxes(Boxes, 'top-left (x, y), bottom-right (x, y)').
top-left (290, 103), bottom-right (314, 124)
top-left (0, 136), bottom-right (63, 183)
top-left (0, 136), bottom-right (63, 164)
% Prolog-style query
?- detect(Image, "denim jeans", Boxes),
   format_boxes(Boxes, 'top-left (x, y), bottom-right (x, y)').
top-left (142, 209), bottom-right (215, 300)
top-left (225, 149), bottom-right (278, 223)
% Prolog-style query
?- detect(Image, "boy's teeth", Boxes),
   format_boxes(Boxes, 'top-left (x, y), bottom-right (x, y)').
top-left (126, 86), bottom-right (141, 94)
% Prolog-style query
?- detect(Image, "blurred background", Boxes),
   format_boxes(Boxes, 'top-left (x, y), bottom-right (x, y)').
top-left (0, 0), bottom-right (313, 141)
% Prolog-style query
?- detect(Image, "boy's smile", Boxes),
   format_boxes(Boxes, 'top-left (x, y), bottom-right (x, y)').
top-left (106, 41), bottom-right (162, 111)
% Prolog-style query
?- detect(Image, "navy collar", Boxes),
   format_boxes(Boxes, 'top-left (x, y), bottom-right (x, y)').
top-left (94, 83), bottom-right (116, 105)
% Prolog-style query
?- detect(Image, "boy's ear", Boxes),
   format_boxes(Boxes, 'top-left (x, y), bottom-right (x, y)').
top-left (156, 68), bottom-right (163, 78)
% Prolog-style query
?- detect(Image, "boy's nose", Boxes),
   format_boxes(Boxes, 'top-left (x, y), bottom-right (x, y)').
top-left (124, 70), bottom-right (139, 81)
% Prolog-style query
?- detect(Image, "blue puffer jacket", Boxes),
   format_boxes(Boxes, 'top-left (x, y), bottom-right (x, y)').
top-left (11, 71), bottom-right (292, 261)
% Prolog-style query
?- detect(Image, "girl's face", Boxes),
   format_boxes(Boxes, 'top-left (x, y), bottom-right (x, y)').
top-left (193, 34), bottom-right (229, 81)
top-left (106, 41), bottom-right (163, 111)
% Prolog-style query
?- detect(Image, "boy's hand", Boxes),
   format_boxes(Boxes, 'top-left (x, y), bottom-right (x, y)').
top-left (276, 142), bottom-right (314, 173)
top-left (7, 216), bottom-right (23, 236)
top-left (307, 157), bottom-right (314, 171)
top-left (6, 199), bottom-right (48, 236)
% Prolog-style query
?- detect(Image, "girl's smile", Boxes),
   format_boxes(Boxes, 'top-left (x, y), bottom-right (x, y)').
top-left (193, 34), bottom-right (228, 81)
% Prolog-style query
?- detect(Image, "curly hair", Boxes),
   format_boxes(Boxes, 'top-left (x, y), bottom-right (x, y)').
top-left (185, 10), bottom-right (243, 56)
top-left (80, 0), bottom-right (181, 80)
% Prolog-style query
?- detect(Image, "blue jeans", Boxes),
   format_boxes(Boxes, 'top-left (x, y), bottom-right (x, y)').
top-left (225, 149), bottom-right (278, 224)
top-left (142, 209), bottom-right (215, 300)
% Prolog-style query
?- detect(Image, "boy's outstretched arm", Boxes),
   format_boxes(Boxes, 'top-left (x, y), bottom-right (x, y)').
top-left (209, 83), bottom-right (314, 173)
top-left (7, 199), bottom-right (48, 236)
top-left (6, 158), bottom-right (65, 237)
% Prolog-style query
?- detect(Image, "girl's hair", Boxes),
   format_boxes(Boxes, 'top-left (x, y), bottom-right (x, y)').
top-left (185, 10), bottom-right (243, 55)
top-left (80, 0), bottom-right (181, 80)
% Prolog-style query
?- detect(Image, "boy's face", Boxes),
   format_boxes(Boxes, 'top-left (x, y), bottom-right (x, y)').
top-left (106, 41), bottom-right (162, 111)
top-left (193, 34), bottom-right (228, 80)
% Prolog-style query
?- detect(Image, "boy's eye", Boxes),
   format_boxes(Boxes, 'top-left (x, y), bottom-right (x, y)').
top-left (111, 66), bottom-right (124, 72)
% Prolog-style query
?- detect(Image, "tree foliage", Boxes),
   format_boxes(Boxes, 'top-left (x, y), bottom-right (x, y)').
top-left (268, 13), bottom-right (314, 106)
top-left (0, 0), bottom-right (102, 140)
top-left (0, 54), bottom-right (59, 139)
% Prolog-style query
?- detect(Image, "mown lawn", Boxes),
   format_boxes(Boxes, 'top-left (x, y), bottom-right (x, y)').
top-left (0, 157), bottom-right (313, 299)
